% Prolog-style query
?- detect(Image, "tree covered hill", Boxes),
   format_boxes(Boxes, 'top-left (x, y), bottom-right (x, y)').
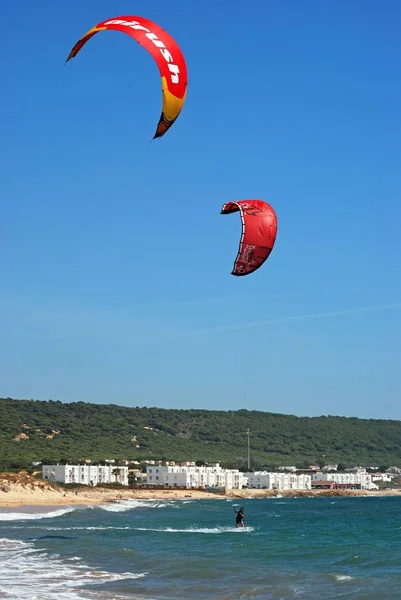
top-left (1, 398), bottom-right (400, 469)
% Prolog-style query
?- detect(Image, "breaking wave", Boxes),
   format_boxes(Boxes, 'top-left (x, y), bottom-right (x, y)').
top-left (0, 507), bottom-right (76, 521)
top-left (100, 499), bottom-right (176, 512)
top-left (0, 537), bottom-right (146, 599)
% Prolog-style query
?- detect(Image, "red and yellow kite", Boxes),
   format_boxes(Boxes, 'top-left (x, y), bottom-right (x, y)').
top-left (67, 16), bottom-right (188, 139)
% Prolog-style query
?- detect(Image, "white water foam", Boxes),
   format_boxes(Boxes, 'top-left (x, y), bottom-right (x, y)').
top-left (100, 499), bottom-right (175, 512)
top-left (8, 525), bottom-right (133, 532)
top-left (335, 574), bottom-right (354, 582)
top-left (0, 507), bottom-right (76, 521)
top-left (134, 526), bottom-right (254, 534)
top-left (0, 537), bottom-right (146, 599)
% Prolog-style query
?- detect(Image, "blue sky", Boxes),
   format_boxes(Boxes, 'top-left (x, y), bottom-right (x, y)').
top-left (1, 0), bottom-right (400, 419)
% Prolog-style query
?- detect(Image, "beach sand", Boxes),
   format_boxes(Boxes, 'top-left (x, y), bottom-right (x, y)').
top-left (1, 472), bottom-right (400, 508)
top-left (0, 472), bottom-right (223, 507)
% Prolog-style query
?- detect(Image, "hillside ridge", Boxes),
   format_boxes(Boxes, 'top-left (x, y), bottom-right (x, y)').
top-left (1, 397), bottom-right (400, 469)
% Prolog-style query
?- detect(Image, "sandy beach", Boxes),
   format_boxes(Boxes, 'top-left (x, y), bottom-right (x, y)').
top-left (0, 473), bottom-right (221, 507)
top-left (1, 472), bottom-right (400, 508)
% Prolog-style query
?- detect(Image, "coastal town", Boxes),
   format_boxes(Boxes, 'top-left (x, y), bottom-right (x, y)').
top-left (0, 459), bottom-right (400, 509)
top-left (41, 459), bottom-right (400, 492)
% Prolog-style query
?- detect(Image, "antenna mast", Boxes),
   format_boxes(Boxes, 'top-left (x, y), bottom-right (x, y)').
top-left (247, 428), bottom-right (250, 470)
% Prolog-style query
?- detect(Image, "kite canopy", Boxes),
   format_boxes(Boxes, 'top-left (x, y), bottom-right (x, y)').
top-left (66, 15), bottom-right (188, 139)
top-left (221, 200), bottom-right (278, 276)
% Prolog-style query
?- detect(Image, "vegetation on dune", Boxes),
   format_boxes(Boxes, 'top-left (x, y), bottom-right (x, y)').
top-left (0, 470), bottom-right (56, 491)
top-left (0, 397), bottom-right (400, 470)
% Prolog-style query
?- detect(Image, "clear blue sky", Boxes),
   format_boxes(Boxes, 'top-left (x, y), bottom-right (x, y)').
top-left (1, 1), bottom-right (400, 419)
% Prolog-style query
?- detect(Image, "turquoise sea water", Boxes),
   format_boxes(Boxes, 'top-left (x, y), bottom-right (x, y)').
top-left (0, 496), bottom-right (400, 599)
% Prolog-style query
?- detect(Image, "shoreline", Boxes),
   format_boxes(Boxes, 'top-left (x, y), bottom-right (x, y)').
top-left (1, 485), bottom-right (401, 509)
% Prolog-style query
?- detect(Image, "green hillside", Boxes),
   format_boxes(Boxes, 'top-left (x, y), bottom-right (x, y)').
top-left (0, 398), bottom-right (400, 469)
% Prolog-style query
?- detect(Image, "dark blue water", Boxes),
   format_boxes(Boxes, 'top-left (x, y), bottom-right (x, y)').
top-left (1, 496), bottom-right (400, 599)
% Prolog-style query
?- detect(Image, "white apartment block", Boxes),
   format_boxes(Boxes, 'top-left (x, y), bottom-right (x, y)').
top-left (42, 464), bottom-right (129, 486)
top-left (146, 463), bottom-right (247, 490)
top-left (311, 470), bottom-right (377, 490)
top-left (245, 471), bottom-right (312, 490)
top-left (371, 472), bottom-right (394, 483)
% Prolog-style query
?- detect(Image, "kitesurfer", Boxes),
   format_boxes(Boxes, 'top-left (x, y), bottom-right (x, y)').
top-left (235, 507), bottom-right (245, 528)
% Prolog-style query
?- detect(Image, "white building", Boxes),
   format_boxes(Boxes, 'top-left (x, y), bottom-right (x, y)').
top-left (145, 463), bottom-right (314, 491)
top-left (311, 470), bottom-right (377, 490)
top-left (145, 463), bottom-right (247, 490)
top-left (42, 464), bottom-right (129, 486)
top-left (244, 471), bottom-right (311, 490)
top-left (371, 472), bottom-right (394, 483)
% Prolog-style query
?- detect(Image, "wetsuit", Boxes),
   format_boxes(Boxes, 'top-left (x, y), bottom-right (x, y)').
top-left (235, 509), bottom-right (244, 527)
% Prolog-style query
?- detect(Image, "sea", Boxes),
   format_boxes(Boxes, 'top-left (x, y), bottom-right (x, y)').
top-left (0, 495), bottom-right (400, 599)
